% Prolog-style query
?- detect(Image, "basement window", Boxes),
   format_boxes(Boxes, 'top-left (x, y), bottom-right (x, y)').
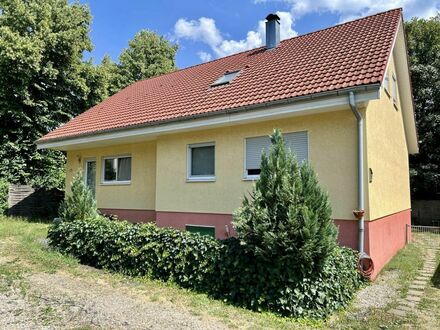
top-left (186, 225), bottom-right (216, 238)
top-left (211, 71), bottom-right (240, 86)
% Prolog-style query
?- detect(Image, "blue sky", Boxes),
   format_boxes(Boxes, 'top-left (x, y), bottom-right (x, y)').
top-left (80, 0), bottom-right (440, 69)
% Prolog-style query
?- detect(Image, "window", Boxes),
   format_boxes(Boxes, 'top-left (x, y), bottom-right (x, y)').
top-left (211, 71), bottom-right (240, 86)
top-left (384, 71), bottom-right (390, 96)
top-left (84, 158), bottom-right (96, 196)
top-left (186, 225), bottom-right (215, 238)
top-left (245, 131), bottom-right (308, 178)
top-left (102, 155), bottom-right (131, 183)
top-left (392, 74), bottom-right (398, 105)
top-left (187, 142), bottom-right (215, 181)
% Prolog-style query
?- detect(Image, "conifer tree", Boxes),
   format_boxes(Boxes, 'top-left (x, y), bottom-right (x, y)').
top-left (233, 129), bottom-right (337, 271)
top-left (59, 172), bottom-right (98, 221)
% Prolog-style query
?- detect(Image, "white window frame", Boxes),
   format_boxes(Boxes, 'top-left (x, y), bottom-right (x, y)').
top-left (101, 154), bottom-right (132, 185)
top-left (243, 131), bottom-right (309, 180)
top-left (187, 142), bottom-right (216, 182)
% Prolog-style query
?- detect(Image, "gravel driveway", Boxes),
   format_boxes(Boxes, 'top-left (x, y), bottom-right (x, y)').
top-left (0, 270), bottom-right (228, 330)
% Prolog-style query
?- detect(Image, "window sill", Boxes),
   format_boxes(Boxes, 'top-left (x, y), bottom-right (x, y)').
top-left (100, 181), bottom-right (131, 186)
top-left (393, 102), bottom-right (399, 111)
top-left (186, 177), bottom-right (216, 182)
top-left (243, 176), bottom-right (260, 181)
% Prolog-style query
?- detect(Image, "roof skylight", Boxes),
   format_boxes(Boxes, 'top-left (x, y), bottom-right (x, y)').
top-left (211, 71), bottom-right (240, 87)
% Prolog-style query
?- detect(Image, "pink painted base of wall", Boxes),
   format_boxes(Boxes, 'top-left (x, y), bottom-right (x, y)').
top-left (156, 211), bottom-right (235, 239)
top-left (99, 208), bottom-right (156, 223)
top-left (106, 207), bottom-right (411, 279)
top-left (335, 209), bottom-right (411, 279)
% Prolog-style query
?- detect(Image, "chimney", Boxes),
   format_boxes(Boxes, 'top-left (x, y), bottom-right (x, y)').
top-left (265, 13), bottom-right (280, 49)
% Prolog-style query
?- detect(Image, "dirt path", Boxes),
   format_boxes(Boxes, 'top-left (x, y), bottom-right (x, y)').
top-left (0, 269), bottom-right (228, 330)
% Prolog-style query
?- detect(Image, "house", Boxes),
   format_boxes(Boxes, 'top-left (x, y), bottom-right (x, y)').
top-left (37, 8), bottom-right (418, 277)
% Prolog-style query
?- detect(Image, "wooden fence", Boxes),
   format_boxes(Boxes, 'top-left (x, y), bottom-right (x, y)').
top-left (7, 184), bottom-right (64, 219)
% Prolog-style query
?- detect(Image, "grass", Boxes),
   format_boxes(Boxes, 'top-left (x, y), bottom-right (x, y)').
top-left (1, 215), bottom-right (439, 329)
top-left (382, 240), bottom-right (425, 296)
top-left (0, 216), bottom-right (322, 329)
top-left (328, 239), bottom-right (434, 329)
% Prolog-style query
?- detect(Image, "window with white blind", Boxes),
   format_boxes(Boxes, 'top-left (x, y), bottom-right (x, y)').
top-left (245, 131), bottom-right (308, 178)
top-left (187, 142), bottom-right (215, 181)
top-left (102, 155), bottom-right (132, 184)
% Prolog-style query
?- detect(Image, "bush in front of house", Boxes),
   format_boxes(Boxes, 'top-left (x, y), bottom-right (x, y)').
top-left (47, 217), bottom-right (361, 318)
top-left (0, 179), bottom-right (8, 215)
top-left (48, 129), bottom-right (362, 318)
top-left (47, 216), bottom-right (222, 290)
top-left (58, 171), bottom-right (98, 221)
top-left (213, 238), bottom-right (361, 317)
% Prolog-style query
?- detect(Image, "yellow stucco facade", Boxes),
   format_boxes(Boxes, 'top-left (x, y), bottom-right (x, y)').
top-left (365, 53), bottom-right (411, 220)
top-left (66, 108), bottom-right (364, 221)
top-left (66, 142), bottom-right (156, 211)
top-left (154, 110), bottom-right (359, 220)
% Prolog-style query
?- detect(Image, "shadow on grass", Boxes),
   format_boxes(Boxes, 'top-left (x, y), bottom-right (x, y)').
top-left (3, 215), bottom-right (54, 224)
top-left (432, 262), bottom-right (440, 288)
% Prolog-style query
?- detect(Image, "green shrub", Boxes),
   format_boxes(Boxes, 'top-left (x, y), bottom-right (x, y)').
top-left (213, 238), bottom-right (361, 317)
top-left (58, 171), bottom-right (98, 221)
top-left (233, 129), bottom-right (338, 272)
top-left (0, 179), bottom-right (8, 215)
top-left (48, 217), bottom-right (362, 318)
top-left (47, 217), bottom-right (221, 289)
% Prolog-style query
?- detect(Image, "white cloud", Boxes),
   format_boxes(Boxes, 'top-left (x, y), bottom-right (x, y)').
top-left (174, 11), bottom-right (297, 59)
top-left (175, 17), bottom-right (222, 48)
top-left (257, 0), bottom-right (440, 21)
top-left (197, 51), bottom-right (212, 62)
top-left (175, 1), bottom-right (440, 62)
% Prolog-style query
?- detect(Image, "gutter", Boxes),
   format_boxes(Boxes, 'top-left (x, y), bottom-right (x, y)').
top-left (349, 91), bottom-right (374, 278)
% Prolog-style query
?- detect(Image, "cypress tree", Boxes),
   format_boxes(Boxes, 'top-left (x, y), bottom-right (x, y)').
top-left (59, 172), bottom-right (98, 221)
top-left (233, 129), bottom-right (337, 271)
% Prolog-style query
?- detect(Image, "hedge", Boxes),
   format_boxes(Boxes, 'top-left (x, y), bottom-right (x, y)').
top-left (47, 217), bottom-right (362, 318)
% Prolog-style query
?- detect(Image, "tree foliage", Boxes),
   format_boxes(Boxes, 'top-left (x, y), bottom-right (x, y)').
top-left (406, 14), bottom-right (440, 199)
top-left (0, 0), bottom-right (98, 188)
top-left (0, 1), bottom-right (177, 189)
top-left (99, 30), bottom-right (178, 94)
top-left (233, 129), bottom-right (338, 272)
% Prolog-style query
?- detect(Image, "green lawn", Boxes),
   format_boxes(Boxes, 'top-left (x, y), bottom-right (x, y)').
top-left (0, 216), bottom-right (439, 329)
top-left (0, 216), bottom-right (321, 329)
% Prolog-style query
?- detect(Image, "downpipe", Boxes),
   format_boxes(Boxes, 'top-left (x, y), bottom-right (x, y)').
top-left (349, 92), bottom-right (374, 279)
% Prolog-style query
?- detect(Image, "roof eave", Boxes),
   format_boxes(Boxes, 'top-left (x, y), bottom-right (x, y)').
top-left (37, 84), bottom-right (380, 151)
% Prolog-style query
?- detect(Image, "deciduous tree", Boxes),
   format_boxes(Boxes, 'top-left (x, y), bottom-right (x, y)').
top-left (406, 14), bottom-right (440, 199)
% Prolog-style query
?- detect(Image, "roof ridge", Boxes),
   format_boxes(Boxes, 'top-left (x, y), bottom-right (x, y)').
top-left (135, 8), bottom-right (402, 83)
top-left (285, 8), bottom-right (402, 42)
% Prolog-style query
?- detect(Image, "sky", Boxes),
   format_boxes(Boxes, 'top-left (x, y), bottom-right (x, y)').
top-left (79, 0), bottom-right (440, 69)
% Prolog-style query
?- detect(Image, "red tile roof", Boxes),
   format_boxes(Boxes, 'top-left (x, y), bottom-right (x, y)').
top-left (39, 9), bottom-right (402, 143)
